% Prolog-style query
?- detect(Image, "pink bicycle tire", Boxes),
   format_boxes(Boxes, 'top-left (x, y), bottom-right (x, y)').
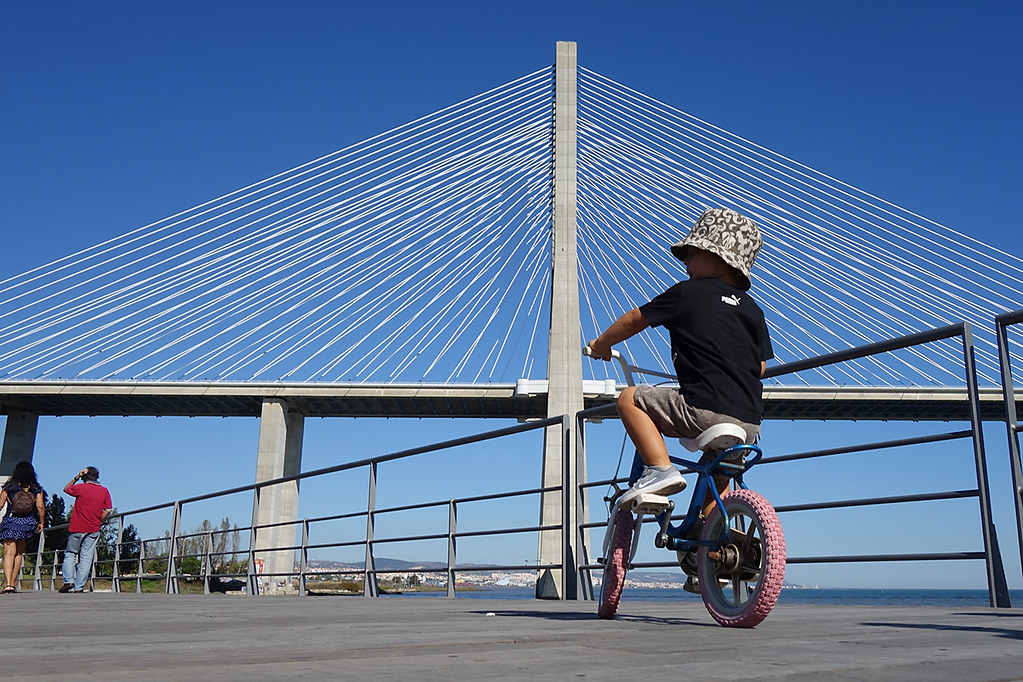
top-left (697, 489), bottom-right (786, 628)
top-left (597, 507), bottom-right (633, 619)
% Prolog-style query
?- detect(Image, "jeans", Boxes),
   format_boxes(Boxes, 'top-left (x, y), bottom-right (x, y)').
top-left (63, 532), bottom-right (100, 591)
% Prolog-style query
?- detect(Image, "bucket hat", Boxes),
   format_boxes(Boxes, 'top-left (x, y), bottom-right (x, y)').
top-left (670, 208), bottom-right (762, 290)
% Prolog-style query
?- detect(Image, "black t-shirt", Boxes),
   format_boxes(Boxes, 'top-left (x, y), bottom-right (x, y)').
top-left (639, 278), bottom-right (773, 424)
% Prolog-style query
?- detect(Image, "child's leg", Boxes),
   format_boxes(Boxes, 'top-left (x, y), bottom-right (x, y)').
top-left (617, 386), bottom-right (670, 467)
top-left (703, 475), bottom-right (730, 518)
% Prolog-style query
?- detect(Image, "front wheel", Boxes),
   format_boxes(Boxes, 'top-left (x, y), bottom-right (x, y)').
top-left (597, 507), bottom-right (633, 619)
top-left (697, 489), bottom-right (785, 628)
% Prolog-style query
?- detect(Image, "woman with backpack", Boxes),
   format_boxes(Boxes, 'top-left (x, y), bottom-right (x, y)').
top-left (0, 460), bottom-right (46, 593)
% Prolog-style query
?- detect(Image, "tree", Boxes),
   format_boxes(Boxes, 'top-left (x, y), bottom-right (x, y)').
top-left (182, 518), bottom-right (243, 575)
top-left (179, 557), bottom-right (202, 576)
top-left (158, 517), bottom-right (245, 578)
top-left (117, 523), bottom-right (142, 575)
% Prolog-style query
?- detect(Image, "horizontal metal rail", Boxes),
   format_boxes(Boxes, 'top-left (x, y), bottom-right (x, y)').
top-left (786, 552), bottom-right (986, 564)
top-left (773, 490), bottom-right (980, 513)
top-left (759, 430), bottom-right (973, 465)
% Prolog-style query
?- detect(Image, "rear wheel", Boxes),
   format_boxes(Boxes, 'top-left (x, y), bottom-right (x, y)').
top-left (697, 489), bottom-right (785, 628)
top-left (597, 507), bottom-right (633, 619)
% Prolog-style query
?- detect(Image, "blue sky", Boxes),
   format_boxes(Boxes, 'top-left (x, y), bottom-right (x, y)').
top-left (2, 1), bottom-right (1022, 590)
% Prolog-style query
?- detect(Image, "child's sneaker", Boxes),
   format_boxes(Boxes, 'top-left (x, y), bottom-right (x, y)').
top-left (617, 466), bottom-right (686, 508)
top-left (684, 574), bottom-right (731, 593)
top-left (680, 550), bottom-right (698, 576)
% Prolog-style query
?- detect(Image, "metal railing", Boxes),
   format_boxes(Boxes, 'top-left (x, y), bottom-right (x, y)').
top-left (29, 416), bottom-right (571, 597)
top-left (576, 322), bottom-right (1013, 608)
top-left (995, 308), bottom-right (1023, 586)
top-left (15, 321), bottom-right (1019, 606)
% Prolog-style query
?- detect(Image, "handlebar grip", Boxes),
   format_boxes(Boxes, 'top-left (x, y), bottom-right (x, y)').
top-left (582, 346), bottom-right (621, 359)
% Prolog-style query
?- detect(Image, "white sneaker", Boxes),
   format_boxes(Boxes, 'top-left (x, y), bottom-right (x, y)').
top-left (617, 466), bottom-right (686, 508)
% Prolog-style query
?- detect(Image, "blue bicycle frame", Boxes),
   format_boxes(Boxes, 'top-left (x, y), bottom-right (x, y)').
top-left (625, 443), bottom-right (764, 552)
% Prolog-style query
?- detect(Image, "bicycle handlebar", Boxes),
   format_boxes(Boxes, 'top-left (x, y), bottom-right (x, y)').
top-left (582, 345), bottom-right (620, 359)
top-left (583, 345), bottom-right (676, 388)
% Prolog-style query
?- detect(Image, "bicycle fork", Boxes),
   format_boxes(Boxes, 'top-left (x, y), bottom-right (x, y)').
top-left (602, 497), bottom-right (675, 568)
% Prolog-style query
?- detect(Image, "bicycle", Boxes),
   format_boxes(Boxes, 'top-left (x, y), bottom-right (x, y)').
top-left (585, 347), bottom-right (786, 628)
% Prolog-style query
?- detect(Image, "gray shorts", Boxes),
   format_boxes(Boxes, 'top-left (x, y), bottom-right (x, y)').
top-left (632, 385), bottom-right (760, 462)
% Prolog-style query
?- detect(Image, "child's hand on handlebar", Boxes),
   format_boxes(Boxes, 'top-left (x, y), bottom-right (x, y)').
top-left (585, 339), bottom-right (613, 361)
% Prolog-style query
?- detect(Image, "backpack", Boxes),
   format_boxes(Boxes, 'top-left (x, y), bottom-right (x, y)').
top-left (10, 486), bottom-right (35, 517)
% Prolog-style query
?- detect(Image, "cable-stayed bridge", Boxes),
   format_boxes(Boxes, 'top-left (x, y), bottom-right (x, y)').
top-left (4, 41), bottom-right (1023, 600)
top-left (2, 48), bottom-right (1022, 422)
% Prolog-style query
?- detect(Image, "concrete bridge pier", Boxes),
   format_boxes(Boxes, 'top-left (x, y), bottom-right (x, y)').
top-left (253, 398), bottom-right (304, 594)
top-left (0, 409), bottom-right (39, 485)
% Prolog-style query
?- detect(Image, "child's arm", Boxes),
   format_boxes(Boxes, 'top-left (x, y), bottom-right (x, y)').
top-left (587, 308), bottom-right (650, 361)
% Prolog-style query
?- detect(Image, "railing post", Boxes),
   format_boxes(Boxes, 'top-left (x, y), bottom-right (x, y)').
top-left (51, 540), bottom-right (61, 591)
top-left (33, 528), bottom-right (45, 591)
top-left (247, 485), bottom-right (260, 596)
top-left (447, 499), bottom-right (457, 598)
top-left (137, 535), bottom-right (147, 593)
top-left (298, 519), bottom-right (309, 597)
top-left (575, 410), bottom-right (593, 601)
top-left (561, 414), bottom-right (578, 600)
top-left (995, 310), bottom-right (1023, 586)
top-left (961, 322), bottom-right (1011, 607)
top-left (166, 501), bottom-right (182, 595)
top-left (113, 516), bottom-right (123, 594)
top-left (364, 462), bottom-right (378, 598)
top-left (202, 530), bottom-right (213, 595)
top-left (136, 539), bottom-right (145, 593)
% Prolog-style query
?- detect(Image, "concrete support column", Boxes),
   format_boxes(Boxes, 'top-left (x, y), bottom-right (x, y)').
top-left (253, 399), bottom-right (304, 594)
top-left (0, 410), bottom-right (39, 485)
top-left (537, 41), bottom-right (584, 599)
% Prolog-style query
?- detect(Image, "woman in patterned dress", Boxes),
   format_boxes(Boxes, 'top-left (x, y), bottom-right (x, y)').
top-left (0, 461), bottom-right (46, 593)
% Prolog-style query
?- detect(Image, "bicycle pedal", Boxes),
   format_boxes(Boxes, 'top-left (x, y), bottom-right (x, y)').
top-left (630, 493), bottom-right (671, 515)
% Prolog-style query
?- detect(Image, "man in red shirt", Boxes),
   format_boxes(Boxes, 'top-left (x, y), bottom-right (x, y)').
top-left (60, 467), bottom-right (113, 593)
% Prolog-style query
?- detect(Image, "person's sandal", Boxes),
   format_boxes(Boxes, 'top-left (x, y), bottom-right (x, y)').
top-left (3, 586), bottom-right (16, 594)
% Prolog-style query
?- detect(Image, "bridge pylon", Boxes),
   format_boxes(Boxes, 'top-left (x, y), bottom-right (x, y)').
top-left (536, 40), bottom-right (585, 599)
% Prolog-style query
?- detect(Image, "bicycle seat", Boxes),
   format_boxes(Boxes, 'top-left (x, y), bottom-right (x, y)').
top-left (679, 423), bottom-right (747, 453)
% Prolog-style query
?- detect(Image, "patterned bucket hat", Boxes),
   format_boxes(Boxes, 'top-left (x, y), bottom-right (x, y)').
top-left (670, 208), bottom-right (763, 290)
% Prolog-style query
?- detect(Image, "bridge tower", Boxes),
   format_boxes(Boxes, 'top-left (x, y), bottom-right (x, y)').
top-left (536, 41), bottom-right (584, 599)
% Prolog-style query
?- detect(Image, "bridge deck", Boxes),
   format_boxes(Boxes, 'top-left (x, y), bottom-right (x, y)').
top-left (5, 591), bottom-right (1022, 680)
top-left (0, 381), bottom-right (1017, 420)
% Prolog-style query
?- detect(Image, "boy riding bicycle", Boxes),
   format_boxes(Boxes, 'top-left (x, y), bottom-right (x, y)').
top-left (586, 208), bottom-right (773, 520)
